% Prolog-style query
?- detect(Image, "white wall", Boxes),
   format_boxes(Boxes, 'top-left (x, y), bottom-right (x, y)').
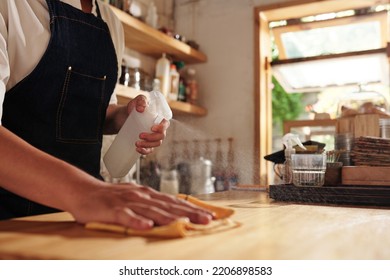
top-left (172, 0), bottom-right (293, 184)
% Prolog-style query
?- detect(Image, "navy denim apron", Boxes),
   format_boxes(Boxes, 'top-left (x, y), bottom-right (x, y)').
top-left (0, 0), bottom-right (118, 219)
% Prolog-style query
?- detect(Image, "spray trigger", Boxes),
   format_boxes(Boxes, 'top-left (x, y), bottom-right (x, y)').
top-left (282, 133), bottom-right (306, 152)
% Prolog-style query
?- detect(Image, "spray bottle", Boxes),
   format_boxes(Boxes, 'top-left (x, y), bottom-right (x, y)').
top-left (282, 133), bottom-right (306, 184)
top-left (103, 91), bottom-right (173, 178)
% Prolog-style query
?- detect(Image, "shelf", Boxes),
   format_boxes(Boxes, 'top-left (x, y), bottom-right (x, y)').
top-left (110, 6), bottom-right (207, 64)
top-left (115, 84), bottom-right (208, 117)
top-left (168, 100), bottom-right (208, 117)
top-left (283, 119), bottom-right (337, 134)
top-left (110, 5), bottom-right (208, 117)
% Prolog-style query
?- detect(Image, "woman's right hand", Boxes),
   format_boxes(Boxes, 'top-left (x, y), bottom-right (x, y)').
top-left (69, 182), bottom-right (215, 230)
top-left (1, 126), bottom-right (211, 230)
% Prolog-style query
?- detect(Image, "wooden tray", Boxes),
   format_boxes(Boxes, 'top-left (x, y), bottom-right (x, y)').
top-left (269, 184), bottom-right (390, 207)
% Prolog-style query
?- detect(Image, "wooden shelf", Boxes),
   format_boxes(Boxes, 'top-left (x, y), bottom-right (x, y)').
top-left (110, 6), bottom-right (207, 64)
top-left (284, 119), bottom-right (337, 134)
top-left (110, 5), bottom-right (208, 117)
top-left (115, 84), bottom-right (208, 117)
top-left (168, 100), bottom-right (208, 117)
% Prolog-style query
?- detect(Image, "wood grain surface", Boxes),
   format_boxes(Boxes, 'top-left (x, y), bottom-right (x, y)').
top-left (1, 190), bottom-right (390, 260)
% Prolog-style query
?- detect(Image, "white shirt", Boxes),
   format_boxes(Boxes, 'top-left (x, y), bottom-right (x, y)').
top-left (0, 0), bottom-right (124, 125)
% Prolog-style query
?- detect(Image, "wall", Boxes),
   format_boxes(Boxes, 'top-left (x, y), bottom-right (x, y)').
top-left (172, 0), bottom-right (295, 184)
top-left (106, 0), bottom-right (298, 185)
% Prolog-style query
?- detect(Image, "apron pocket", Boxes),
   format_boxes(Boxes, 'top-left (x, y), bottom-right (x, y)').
top-left (56, 66), bottom-right (106, 144)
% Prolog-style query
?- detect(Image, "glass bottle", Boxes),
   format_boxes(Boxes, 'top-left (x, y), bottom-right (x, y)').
top-left (225, 137), bottom-right (238, 188)
top-left (186, 68), bottom-right (198, 105)
top-left (169, 64), bottom-right (180, 101)
top-left (213, 138), bottom-right (225, 192)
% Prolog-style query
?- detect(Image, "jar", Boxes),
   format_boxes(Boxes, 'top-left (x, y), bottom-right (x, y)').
top-left (337, 88), bottom-right (389, 117)
top-left (159, 170), bottom-right (179, 195)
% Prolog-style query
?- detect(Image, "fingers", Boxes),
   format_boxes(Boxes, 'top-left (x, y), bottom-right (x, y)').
top-left (142, 120), bottom-right (169, 141)
top-left (167, 203), bottom-right (213, 224)
top-left (125, 203), bottom-right (180, 226)
top-left (143, 188), bottom-right (216, 222)
top-left (152, 119), bottom-right (170, 132)
top-left (131, 194), bottom-right (213, 225)
top-left (114, 205), bottom-right (181, 230)
top-left (135, 138), bottom-right (161, 152)
top-left (134, 120), bottom-right (169, 154)
top-left (127, 100), bottom-right (170, 155)
top-left (121, 186), bottom-right (214, 225)
top-left (115, 207), bottom-right (154, 230)
top-left (76, 184), bottom-right (214, 230)
top-left (127, 95), bottom-right (148, 114)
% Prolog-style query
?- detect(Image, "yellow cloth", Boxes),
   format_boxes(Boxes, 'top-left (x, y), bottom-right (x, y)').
top-left (85, 195), bottom-right (239, 238)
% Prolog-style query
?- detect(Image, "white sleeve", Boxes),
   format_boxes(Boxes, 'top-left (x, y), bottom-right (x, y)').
top-left (0, 13), bottom-right (10, 125)
top-left (98, 1), bottom-right (125, 105)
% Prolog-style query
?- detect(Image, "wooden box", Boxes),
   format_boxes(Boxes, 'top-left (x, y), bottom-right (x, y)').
top-left (336, 114), bottom-right (380, 137)
top-left (342, 166), bottom-right (390, 186)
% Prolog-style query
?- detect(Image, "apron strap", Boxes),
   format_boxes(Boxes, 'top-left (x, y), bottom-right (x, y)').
top-left (95, 0), bottom-right (102, 19)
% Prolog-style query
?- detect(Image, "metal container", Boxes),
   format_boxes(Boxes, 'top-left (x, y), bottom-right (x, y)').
top-left (119, 65), bottom-right (153, 91)
top-left (379, 118), bottom-right (390, 138)
top-left (334, 133), bottom-right (354, 166)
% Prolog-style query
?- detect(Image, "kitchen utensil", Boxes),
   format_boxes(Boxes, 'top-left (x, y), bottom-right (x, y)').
top-left (291, 153), bottom-right (326, 187)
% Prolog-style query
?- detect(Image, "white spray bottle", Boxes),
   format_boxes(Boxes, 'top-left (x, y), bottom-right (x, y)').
top-left (282, 133), bottom-right (306, 184)
top-left (103, 91), bottom-right (173, 178)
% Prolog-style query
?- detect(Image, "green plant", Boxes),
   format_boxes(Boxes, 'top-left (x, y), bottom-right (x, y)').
top-left (271, 39), bottom-right (305, 133)
top-left (272, 76), bottom-right (304, 132)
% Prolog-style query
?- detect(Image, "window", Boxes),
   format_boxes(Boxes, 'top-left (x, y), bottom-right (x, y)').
top-left (254, 0), bottom-right (390, 185)
top-left (270, 6), bottom-right (389, 93)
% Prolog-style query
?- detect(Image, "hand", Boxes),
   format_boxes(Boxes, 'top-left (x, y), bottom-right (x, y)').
top-left (70, 183), bottom-right (214, 230)
top-left (127, 95), bottom-right (170, 155)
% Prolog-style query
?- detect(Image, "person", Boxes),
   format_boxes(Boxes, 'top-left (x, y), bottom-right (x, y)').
top-left (0, 0), bottom-right (214, 229)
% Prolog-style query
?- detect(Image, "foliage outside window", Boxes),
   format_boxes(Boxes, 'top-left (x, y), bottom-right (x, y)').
top-left (271, 76), bottom-right (304, 133)
top-left (271, 41), bottom-right (304, 133)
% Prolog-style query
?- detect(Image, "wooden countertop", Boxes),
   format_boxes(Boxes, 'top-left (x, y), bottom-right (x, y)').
top-left (1, 190), bottom-right (390, 260)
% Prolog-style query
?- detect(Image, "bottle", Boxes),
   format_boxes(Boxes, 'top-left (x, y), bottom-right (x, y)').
top-left (152, 78), bottom-right (160, 91)
top-left (155, 53), bottom-right (170, 98)
top-left (177, 77), bottom-right (187, 102)
top-left (145, 1), bottom-right (158, 29)
top-left (224, 137), bottom-right (238, 189)
top-left (103, 91), bottom-right (173, 178)
top-left (193, 139), bottom-right (201, 160)
top-left (177, 140), bottom-right (192, 194)
top-left (174, 61), bottom-right (187, 102)
top-left (139, 154), bottom-right (161, 191)
top-left (168, 64), bottom-right (180, 101)
top-left (185, 68), bottom-right (198, 104)
top-left (213, 138), bottom-right (225, 192)
top-left (282, 133), bottom-right (306, 184)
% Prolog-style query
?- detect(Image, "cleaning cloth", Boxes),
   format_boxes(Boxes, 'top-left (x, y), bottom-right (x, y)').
top-left (85, 194), bottom-right (239, 238)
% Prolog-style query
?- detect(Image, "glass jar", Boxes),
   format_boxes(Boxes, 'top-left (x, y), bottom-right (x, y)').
top-left (159, 170), bottom-right (179, 195)
top-left (337, 88), bottom-right (389, 117)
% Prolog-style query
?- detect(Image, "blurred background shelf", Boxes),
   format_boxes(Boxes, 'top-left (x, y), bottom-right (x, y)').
top-left (110, 6), bottom-right (207, 64)
top-left (115, 84), bottom-right (208, 117)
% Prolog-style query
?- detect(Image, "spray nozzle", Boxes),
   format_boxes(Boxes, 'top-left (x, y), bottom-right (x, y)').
top-left (282, 133), bottom-right (306, 155)
top-left (146, 91), bottom-right (173, 124)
